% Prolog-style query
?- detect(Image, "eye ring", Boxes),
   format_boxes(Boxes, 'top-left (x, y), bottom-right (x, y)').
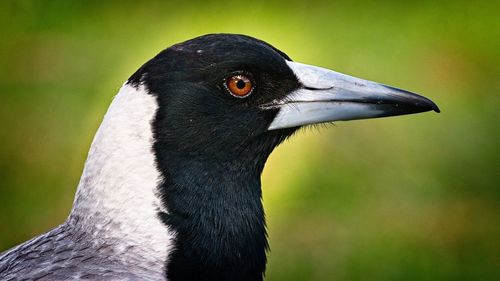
top-left (225, 74), bottom-right (254, 98)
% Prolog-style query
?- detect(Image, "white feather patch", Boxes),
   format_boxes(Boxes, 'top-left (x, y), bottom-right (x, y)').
top-left (69, 83), bottom-right (173, 268)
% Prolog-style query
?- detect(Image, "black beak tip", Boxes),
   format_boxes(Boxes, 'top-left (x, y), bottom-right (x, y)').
top-left (406, 91), bottom-right (441, 113)
top-left (432, 102), bottom-right (441, 113)
top-left (421, 98), bottom-right (440, 113)
top-left (427, 99), bottom-right (441, 113)
top-left (396, 95), bottom-right (441, 115)
top-left (382, 85), bottom-right (440, 114)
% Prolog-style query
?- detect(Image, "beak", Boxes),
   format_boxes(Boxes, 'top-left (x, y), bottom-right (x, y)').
top-left (266, 61), bottom-right (440, 130)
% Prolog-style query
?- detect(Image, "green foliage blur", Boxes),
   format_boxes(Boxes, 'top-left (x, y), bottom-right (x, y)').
top-left (0, 0), bottom-right (498, 280)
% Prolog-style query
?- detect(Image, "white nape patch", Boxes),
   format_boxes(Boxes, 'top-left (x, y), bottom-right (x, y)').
top-left (69, 83), bottom-right (173, 266)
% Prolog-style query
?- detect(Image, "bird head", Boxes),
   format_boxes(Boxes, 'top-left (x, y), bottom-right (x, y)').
top-left (128, 34), bottom-right (439, 166)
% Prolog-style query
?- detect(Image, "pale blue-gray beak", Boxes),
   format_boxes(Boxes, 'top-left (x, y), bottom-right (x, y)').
top-left (266, 61), bottom-right (440, 130)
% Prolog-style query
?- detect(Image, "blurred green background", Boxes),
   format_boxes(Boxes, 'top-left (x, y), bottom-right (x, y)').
top-left (0, 0), bottom-right (499, 280)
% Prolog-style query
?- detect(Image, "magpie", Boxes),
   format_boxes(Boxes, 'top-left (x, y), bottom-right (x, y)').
top-left (0, 34), bottom-right (439, 281)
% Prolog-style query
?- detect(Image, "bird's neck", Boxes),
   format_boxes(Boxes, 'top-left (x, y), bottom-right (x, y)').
top-left (158, 154), bottom-right (268, 281)
top-left (68, 83), bottom-right (173, 269)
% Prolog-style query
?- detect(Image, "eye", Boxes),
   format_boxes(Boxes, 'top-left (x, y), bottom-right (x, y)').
top-left (226, 74), bottom-right (253, 98)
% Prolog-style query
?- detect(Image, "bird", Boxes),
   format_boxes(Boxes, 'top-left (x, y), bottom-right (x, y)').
top-left (0, 34), bottom-right (439, 281)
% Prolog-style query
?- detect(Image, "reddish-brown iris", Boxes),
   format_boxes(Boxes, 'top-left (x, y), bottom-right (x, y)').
top-left (226, 75), bottom-right (253, 98)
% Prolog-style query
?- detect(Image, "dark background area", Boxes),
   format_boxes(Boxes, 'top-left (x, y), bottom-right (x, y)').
top-left (0, 1), bottom-right (498, 280)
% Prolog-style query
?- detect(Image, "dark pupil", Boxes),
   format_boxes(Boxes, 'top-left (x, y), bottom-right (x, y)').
top-left (236, 79), bottom-right (246, 89)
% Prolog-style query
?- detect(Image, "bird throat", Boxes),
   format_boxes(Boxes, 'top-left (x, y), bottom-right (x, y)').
top-left (148, 118), bottom-right (294, 281)
top-left (157, 154), bottom-right (269, 281)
